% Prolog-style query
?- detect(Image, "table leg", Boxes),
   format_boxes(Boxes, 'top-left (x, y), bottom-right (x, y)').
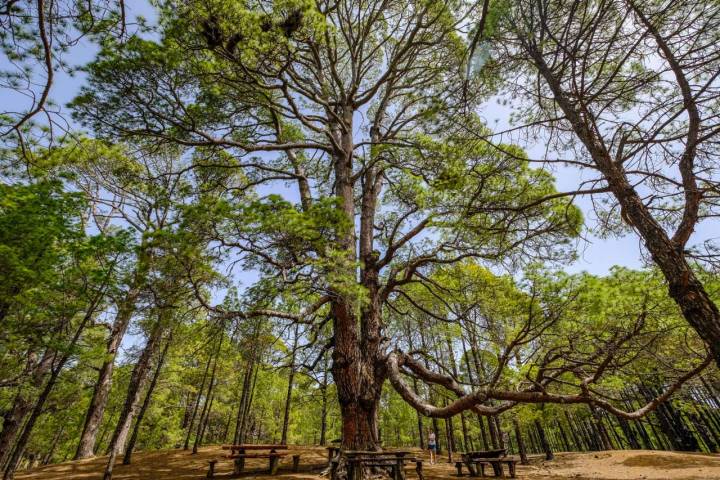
top-left (269, 455), bottom-right (280, 475)
top-left (415, 460), bottom-right (424, 480)
top-left (233, 457), bottom-right (245, 475)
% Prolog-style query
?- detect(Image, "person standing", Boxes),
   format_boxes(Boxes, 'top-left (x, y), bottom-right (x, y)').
top-left (428, 430), bottom-right (437, 465)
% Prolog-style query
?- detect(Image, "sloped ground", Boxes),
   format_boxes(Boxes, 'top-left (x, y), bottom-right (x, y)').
top-left (14, 446), bottom-right (720, 480)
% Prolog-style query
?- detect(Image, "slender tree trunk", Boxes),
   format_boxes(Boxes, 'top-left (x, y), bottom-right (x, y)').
top-left (319, 353), bottom-right (329, 446)
top-left (184, 347), bottom-right (213, 450)
top-left (459, 336), bottom-right (487, 450)
top-left (239, 359), bottom-right (261, 443)
top-left (404, 320), bottom-right (424, 450)
top-left (535, 420), bottom-right (554, 461)
top-left (233, 363), bottom-right (252, 444)
top-left (513, 420), bottom-right (528, 465)
top-left (445, 414), bottom-right (455, 463)
top-left (0, 350), bottom-right (54, 470)
top-left (588, 406), bottom-right (613, 450)
top-left (640, 384), bottom-right (698, 451)
top-left (554, 420), bottom-right (570, 452)
top-left (123, 335), bottom-right (171, 464)
top-left (564, 411), bottom-right (583, 451)
top-left (43, 425), bottom-right (65, 465)
top-left (102, 322), bottom-right (164, 480)
top-left (181, 391), bottom-right (194, 430)
top-left (488, 416), bottom-right (499, 449)
top-left (494, 416), bottom-right (505, 450)
top-left (75, 290), bottom-right (139, 459)
top-left (193, 333), bottom-right (223, 454)
top-left (4, 294), bottom-right (101, 480)
top-left (280, 324), bottom-right (299, 445)
top-left (199, 391), bottom-right (216, 447)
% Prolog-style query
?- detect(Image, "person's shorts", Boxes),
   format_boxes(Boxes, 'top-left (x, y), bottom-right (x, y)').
top-left (428, 444), bottom-right (436, 452)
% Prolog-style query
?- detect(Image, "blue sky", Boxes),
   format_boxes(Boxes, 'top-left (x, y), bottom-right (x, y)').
top-left (8, 0), bottom-right (715, 282)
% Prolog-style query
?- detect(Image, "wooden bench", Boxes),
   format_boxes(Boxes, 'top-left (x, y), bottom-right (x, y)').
top-left (455, 457), bottom-right (518, 478)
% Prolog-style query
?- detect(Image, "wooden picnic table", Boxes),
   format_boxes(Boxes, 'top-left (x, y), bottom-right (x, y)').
top-left (217, 444), bottom-right (292, 476)
top-left (463, 449), bottom-right (506, 459)
top-left (456, 449), bottom-right (517, 478)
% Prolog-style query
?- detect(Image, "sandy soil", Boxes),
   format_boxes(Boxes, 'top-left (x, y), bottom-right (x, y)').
top-left (13, 446), bottom-right (720, 480)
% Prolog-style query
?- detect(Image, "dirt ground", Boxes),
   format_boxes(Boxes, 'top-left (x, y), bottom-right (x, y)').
top-left (14, 445), bottom-right (720, 480)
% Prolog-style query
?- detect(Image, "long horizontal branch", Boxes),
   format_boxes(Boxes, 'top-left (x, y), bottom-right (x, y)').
top-left (386, 351), bottom-right (712, 420)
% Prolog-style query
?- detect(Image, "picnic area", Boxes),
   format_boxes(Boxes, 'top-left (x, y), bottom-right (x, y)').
top-left (11, 446), bottom-right (720, 480)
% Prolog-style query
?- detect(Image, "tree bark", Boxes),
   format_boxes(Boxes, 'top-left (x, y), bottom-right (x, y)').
top-left (513, 420), bottom-right (528, 464)
top-left (527, 41), bottom-right (720, 368)
top-left (280, 324), bottom-right (299, 445)
top-left (535, 419), bottom-right (554, 461)
top-left (75, 289), bottom-right (139, 459)
top-left (102, 322), bottom-right (164, 480)
top-left (331, 300), bottom-right (384, 450)
top-left (184, 346), bottom-right (213, 450)
top-left (123, 335), bottom-right (171, 464)
top-left (193, 333), bottom-right (223, 454)
top-left (3, 292), bottom-right (102, 480)
top-left (319, 353), bottom-right (329, 446)
top-left (0, 350), bottom-right (54, 470)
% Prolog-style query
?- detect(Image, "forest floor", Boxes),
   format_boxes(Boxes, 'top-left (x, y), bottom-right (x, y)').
top-left (13, 445), bottom-right (720, 480)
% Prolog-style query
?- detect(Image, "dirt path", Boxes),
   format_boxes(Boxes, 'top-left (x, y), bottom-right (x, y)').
top-left (13, 446), bottom-right (720, 480)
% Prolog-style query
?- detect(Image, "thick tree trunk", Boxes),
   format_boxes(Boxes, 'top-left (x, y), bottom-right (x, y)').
top-left (75, 291), bottom-right (138, 459)
top-left (331, 301), bottom-right (383, 451)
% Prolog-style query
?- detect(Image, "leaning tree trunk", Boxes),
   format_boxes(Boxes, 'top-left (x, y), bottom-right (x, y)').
top-left (535, 419), bottom-right (554, 461)
top-left (529, 45), bottom-right (720, 368)
top-left (76, 292), bottom-right (138, 460)
top-left (0, 350), bottom-right (54, 470)
top-left (102, 323), bottom-right (163, 480)
top-left (513, 420), bottom-right (529, 465)
top-left (123, 335), bottom-right (171, 464)
top-left (3, 293), bottom-right (101, 480)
